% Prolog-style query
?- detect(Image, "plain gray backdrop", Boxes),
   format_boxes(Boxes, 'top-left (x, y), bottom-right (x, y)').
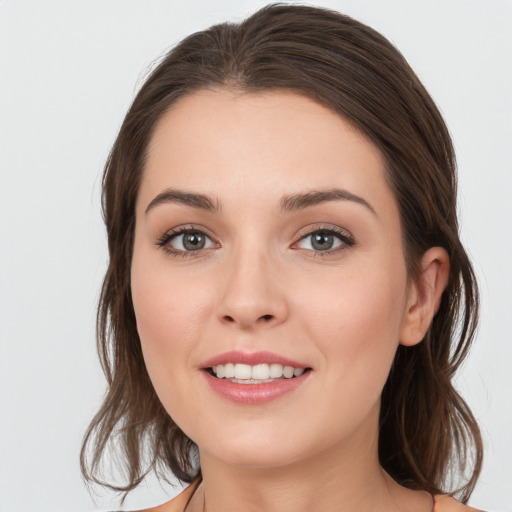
top-left (0, 1), bottom-right (511, 511)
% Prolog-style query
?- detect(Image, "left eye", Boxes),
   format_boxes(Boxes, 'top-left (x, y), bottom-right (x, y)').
top-left (295, 230), bottom-right (349, 252)
top-left (166, 230), bottom-right (215, 252)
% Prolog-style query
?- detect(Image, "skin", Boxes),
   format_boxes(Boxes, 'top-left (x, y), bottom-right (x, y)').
top-left (131, 89), bottom-right (449, 512)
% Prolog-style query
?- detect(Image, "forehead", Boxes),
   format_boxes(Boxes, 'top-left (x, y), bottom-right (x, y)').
top-left (140, 88), bottom-right (393, 214)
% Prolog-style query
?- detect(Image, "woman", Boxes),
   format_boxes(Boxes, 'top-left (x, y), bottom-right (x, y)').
top-left (81, 4), bottom-right (485, 511)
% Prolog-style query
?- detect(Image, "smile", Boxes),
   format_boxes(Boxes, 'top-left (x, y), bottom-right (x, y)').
top-left (210, 363), bottom-right (306, 383)
top-left (200, 352), bottom-right (312, 404)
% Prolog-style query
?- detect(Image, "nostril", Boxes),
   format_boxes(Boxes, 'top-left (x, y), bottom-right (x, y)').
top-left (220, 313), bottom-right (275, 326)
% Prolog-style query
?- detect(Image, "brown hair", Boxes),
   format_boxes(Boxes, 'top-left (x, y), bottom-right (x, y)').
top-left (81, 3), bottom-right (483, 502)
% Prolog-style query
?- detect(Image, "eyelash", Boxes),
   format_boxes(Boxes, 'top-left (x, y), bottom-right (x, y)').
top-left (156, 225), bottom-right (355, 258)
top-left (294, 225), bottom-right (355, 257)
top-left (156, 225), bottom-right (217, 258)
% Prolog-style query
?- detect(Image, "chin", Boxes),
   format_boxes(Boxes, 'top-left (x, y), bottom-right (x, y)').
top-left (203, 443), bottom-right (304, 470)
top-left (195, 421), bottom-right (324, 470)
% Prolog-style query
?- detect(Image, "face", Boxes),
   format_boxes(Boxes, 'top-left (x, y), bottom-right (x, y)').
top-left (131, 89), bottom-right (415, 469)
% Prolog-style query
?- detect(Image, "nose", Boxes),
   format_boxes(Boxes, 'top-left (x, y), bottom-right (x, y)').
top-left (216, 247), bottom-right (288, 331)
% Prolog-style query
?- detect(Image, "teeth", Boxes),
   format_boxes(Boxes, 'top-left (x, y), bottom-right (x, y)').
top-left (234, 364), bottom-right (252, 380)
top-left (283, 366), bottom-right (294, 378)
top-left (252, 364), bottom-right (270, 380)
top-left (224, 363), bottom-right (235, 379)
top-left (269, 363), bottom-right (283, 378)
top-left (212, 363), bottom-right (306, 381)
top-left (216, 364), bottom-right (225, 378)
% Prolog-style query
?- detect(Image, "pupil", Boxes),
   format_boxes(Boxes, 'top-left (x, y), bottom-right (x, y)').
top-left (183, 233), bottom-right (205, 250)
top-left (312, 232), bottom-right (333, 251)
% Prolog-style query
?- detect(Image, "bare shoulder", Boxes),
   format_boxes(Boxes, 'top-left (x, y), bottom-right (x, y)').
top-left (435, 495), bottom-right (486, 512)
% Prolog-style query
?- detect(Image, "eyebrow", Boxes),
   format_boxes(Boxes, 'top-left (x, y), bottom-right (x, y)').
top-left (145, 188), bottom-right (220, 214)
top-left (145, 187), bottom-right (375, 215)
top-left (280, 188), bottom-right (376, 215)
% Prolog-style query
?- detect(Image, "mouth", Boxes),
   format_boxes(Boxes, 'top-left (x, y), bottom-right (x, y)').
top-left (200, 351), bottom-right (312, 403)
top-left (206, 363), bottom-right (311, 384)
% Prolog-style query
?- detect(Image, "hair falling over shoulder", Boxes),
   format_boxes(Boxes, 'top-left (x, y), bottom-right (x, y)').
top-left (81, 3), bottom-right (483, 503)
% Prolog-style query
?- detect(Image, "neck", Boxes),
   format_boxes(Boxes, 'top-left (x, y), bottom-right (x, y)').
top-left (186, 409), bottom-right (432, 512)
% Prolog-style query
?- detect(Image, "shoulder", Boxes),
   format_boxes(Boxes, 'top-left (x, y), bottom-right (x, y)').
top-left (434, 495), bottom-right (486, 512)
top-left (134, 479), bottom-right (201, 512)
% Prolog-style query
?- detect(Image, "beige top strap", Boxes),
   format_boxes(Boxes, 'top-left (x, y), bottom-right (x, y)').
top-left (434, 494), bottom-right (484, 512)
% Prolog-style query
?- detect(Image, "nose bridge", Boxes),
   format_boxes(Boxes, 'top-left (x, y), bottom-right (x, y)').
top-left (217, 237), bottom-right (287, 329)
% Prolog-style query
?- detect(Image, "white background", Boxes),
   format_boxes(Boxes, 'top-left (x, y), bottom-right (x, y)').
top-left (0, 1), bottom-right (511, 511)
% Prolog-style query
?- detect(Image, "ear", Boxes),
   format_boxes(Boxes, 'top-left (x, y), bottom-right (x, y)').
top-left (399, 247), bottom-right (450, 347)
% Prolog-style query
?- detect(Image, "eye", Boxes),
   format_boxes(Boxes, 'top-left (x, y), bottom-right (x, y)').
top-left (294, 227), bottom-right (354, 253)
top-left (157, 227), bottom-right (217, 255)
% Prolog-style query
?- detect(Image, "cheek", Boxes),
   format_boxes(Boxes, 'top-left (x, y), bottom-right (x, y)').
top-left (131, 249), bottom-right (211, 347)
top-left (298, 260), bottom-right (407, 395)
top-left (130, 250), bottom-right (213, 412)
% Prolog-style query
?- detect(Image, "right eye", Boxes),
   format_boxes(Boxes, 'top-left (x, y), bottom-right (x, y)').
top-left (157, 227), bottom-right (217, 256)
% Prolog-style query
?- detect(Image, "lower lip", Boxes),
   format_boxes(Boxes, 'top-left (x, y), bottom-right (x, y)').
top-left (202, 370), bottom-right (310, 404)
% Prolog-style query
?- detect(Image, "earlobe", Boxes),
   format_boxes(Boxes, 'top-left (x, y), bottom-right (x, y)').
top-left (399, 247), bottom-right (450, 347)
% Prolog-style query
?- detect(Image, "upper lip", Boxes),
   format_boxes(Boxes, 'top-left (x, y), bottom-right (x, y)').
top-left (200, 350), bottom-right (309, 369)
